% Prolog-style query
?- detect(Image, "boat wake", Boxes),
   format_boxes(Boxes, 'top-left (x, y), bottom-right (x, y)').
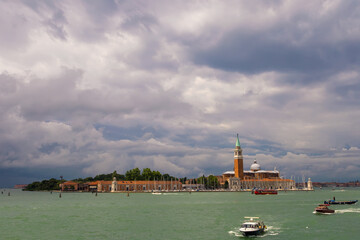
top-left (312, 211), bottom-right (333, 215)
top-left (332, 189), bottom-right (346, 192)
top-left (335, 208), bottom-right (360, 214)
top-left (264, 226), bottom-right (281, 236)
top-left (228, 226), bottom-right (280, 238)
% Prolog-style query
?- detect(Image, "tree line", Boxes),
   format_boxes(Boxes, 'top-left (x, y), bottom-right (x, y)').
top-left (24, 168), bottom-right (178, 191)
top-left (24, 178), bottom-right (62, 191)
top-left (192, 175), bottom-right (221, 189)
top-left (72, 168), bottom-right (178, 182)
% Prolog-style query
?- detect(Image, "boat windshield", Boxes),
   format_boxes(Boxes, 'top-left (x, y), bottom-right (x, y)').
top-left (242, 224), bottom-right (257, 228)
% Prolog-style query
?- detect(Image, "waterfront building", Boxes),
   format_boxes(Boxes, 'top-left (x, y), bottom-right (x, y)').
top-left (61, 179), bottom-right (182, 192)
top-left (90, 179), bottom-right (182, 192)
top-left (182, 184), bottom-right (205, 191)
top-left (13, 184), bottom-right (28, 189)
top-left (223, 135), bottom-right (296, 190)
top-left (60, 181), bottom-right (90, 191)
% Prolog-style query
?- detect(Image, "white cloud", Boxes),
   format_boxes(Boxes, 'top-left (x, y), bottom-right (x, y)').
top-left (1, 0), bottom-right (360, 185)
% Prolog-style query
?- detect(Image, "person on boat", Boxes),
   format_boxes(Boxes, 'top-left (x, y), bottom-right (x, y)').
top-left (333, 196), bottom-right (335, 200)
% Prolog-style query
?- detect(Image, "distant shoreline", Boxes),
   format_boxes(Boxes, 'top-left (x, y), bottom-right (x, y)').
top-left (8, 186), bottom-right (360, 193)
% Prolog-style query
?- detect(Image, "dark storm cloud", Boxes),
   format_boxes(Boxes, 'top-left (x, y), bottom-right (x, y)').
top-left (72, 0), bottom-right (119, 42)
top-left (0, 166), bottom-right (87, 187)
top-left (43, 8), bottom-right (68, 40)
top-left (327, 78), bottom-right (360, 107)
top-left (21, 0), bottom-right (68, 40)
top-left (185, 0), bottom-right (360, 81)
top-left (95, 124), bottom-right (169, 141)
top-left (20, 0), bottom-right (120, 43)
top-left (9, 67), bottom-right (189, 124)
top-left (192, 27), bottom-right (360, 76)
top-left (1, 0), bottom-right (360, 187)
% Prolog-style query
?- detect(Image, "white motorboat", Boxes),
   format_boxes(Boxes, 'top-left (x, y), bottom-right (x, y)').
top-left (239, 217), bottom-right (266, 236)
top-left (151, 191), bottom-right (163, 195)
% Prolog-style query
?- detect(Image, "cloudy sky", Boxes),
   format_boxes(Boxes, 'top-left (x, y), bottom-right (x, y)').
top-left (1, 0), bottom-right (360, 187)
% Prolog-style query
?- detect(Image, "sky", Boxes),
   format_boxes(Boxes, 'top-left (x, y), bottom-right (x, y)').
top-left (1, 0), bottom-right (360, 187)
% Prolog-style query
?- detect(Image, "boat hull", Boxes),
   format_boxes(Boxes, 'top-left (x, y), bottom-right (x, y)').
top-left (324, 200), bottom-right (358, 205)
top-left (315, 209), bottom-right (335, 214)
top-left (254, 190), bottom-right (278, 195)
top-left (240, 229), bottom-right (265, 236)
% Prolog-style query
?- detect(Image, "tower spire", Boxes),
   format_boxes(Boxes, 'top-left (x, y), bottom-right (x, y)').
top-left (236, 133), bottom-right (241, 148)
top-left (234, 134), bottom-right (244, 179)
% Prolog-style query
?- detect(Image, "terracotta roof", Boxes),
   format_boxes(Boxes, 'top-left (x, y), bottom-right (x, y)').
top-left (63, 181), bottom-right (79, 185)
top-left (242, 178), bottom-right (294, 182)
top-left (87, 181), bottom-right (101, 185)
top-left (89, 180), bottom-right (181, 185)
top-left (86, 180), bottom-right (182, 185)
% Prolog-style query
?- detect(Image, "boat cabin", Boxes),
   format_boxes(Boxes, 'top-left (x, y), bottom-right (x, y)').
top-left (242, 223), bottom-right (260, 228)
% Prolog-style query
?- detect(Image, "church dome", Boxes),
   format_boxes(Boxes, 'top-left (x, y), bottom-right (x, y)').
top-left (250, 160), bottom-right (261, 171)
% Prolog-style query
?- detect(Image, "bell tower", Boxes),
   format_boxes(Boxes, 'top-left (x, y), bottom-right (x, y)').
top-left (234, 134), bottom-right (244, 179)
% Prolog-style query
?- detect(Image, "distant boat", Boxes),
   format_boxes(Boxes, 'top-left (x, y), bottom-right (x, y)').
top-left (239, 217), bottom-right (266, 236)
top-left (314, 204), bottom-right (335, 214)
top-left (324, 200), bottom-right (358, 205)
top-left (152, 192), bottom-right (163, 195)
top-left (253, 189), bottom-right (278, 195)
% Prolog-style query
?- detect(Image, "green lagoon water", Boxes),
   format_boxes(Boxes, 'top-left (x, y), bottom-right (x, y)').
top-left (1, 188), bottom-right (360, 240)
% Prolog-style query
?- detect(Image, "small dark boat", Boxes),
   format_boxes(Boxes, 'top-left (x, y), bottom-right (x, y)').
top-left (253, 189), bottom-right (278, 195)
top-left (324, 200), bottom-right (358, 205)
top-left (314, 204), bottom-right (335, 214)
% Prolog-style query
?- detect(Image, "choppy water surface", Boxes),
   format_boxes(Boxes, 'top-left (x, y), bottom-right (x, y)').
top-left (1, 188), bottom-right (359, 239)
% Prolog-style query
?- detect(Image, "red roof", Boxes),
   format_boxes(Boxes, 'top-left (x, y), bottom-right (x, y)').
top-left (63, 181), bottom-right (79, 185)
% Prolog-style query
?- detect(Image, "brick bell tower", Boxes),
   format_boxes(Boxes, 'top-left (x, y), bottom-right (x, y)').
top-left (234, 134), bottom-right (244, 179)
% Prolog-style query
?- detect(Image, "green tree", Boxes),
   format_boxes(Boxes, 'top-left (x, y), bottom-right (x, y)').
top-left (197, 175), bottom-right (207, 185)
top-left (142, 168), bottom-right (153, 180)
top-left (84, 177), bottom-right (94, 182)
top-left (163, 174), bottom-right (170, 181)
top-left (125, 168), bottom-right (142, 180)
top-left (179, 177), bottom-right (187, 184)
top-left (207, 175), bottom-right (219, 189)
top-left (24, 178), bottom-right (62, 191)
top-left (152, 170), bottom-right (162, 180)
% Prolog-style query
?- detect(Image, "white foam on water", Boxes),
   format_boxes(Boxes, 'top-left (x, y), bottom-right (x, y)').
top-left (313, 211), bottom-right (334, 215)
top-left (228, 230), bottom-right (243, 237)
top-left (228, 225), bottom-right (280, 238)
top-left (264, 226), bottom-right (281, 236)
top-left (335, 208), bottom-right (360, 214)
top-left (266, 232), bottom-right (280, 236)
top-left (332, 189), bottom-right (346, 192)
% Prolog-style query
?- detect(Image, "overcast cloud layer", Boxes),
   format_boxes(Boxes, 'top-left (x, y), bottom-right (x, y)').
top-left (1, 0), bottom-right (360, 187)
